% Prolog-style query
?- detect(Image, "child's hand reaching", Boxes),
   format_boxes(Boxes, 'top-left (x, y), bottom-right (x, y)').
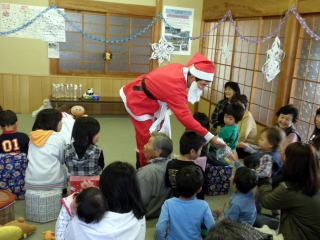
top-left (224, 148), bottom-right (238, 164)
top-left (81, 180), bottom-right (96, 190)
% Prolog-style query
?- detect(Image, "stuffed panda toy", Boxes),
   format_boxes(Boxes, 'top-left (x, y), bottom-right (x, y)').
top-left (83, 88), bottom-right (94, 99)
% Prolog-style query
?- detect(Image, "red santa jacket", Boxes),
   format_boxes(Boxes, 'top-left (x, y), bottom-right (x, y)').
top-left (122, 63), bottom-right (212, 140)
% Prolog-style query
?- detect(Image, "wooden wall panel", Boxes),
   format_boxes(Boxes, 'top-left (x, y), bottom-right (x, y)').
top-left (29, 76), bottom-right (45, 112)
top-left (12, 75), bottom-right (20, 112)
top-left (0, 73), bottom-right (133, 114)
top-left (3, 74), bottom-right (14, 111)
top-left (203, 0), bottom-right (320, 20)
top-left (295, 0), bottom-right (320, 14)
top-left (20, 75), bottom-right (30, 113)
top-left (101, 79), bottom-right (113, 97)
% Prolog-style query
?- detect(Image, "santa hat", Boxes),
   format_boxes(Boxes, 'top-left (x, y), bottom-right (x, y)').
top-left (186, 52), bottom-right (215, 81)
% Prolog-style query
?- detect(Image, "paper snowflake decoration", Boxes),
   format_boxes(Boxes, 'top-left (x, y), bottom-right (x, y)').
top-left (150, 36), bottom-right (174, 65)
top-left (221, 43), bottom-right (231, 60)
top-left (262, 36), bottom-right (285, 82)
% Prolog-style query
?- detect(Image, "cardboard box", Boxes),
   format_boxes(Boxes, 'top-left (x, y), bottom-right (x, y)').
top-left (69, 175), bottom-right (100, 193)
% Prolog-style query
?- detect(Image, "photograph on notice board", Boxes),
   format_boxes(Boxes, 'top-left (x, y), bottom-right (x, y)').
top-left (162, 6), bottom-right (194, 55)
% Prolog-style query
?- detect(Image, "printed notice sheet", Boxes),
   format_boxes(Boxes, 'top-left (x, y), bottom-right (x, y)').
top-left (162, 6), bottom-right (194, 55)
top-left (0, 3), bottom-right (65, 42)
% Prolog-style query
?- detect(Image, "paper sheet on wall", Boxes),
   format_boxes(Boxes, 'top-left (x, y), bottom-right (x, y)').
top-left (41, 9), bottom-right (66, 42)
top-left (48, 42), bottom-right (59, 58)
top-left (162, 6), bottom-right (194, 55)
top-left (0, 3), bottom-right (65, 42)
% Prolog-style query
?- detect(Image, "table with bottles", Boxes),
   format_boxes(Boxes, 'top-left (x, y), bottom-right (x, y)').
top-left (50, 83), bottom-right (125, 115)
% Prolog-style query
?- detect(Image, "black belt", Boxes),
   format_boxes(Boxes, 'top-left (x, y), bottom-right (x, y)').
top-left (133, 78), bottom-right (157, 100)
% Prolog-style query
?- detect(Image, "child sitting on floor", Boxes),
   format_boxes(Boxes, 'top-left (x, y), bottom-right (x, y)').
top-left (65, 117), bottom-right (104, 176)
top-left (156, 165), bottom-right (215, 240)
top-left (193, 112), bottom-right (210, 157)
top-left (165, 130), bottom-right (206, 199)
top-left (64, 162), bottom-right (146, 240)
top-left (241, 127), bottom-right (285, 187)
top-left (55, 187), bottom-right (107, 240)
top-left (25, 109), bottom-right (66, 191)
top-left (0, 110), bottom-right (29, 154)
top-left (216, 166), bottom-right (257, 225)
top-left (208, 102), bottom-right (244, 166)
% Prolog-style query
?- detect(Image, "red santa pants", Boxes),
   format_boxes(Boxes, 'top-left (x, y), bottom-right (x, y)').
top-left (129, 116), bottom-right (153, 167)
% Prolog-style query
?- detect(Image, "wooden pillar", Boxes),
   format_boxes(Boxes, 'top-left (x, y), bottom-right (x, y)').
top-left (273, 12), bottom-right (299, 123)
top-left (151, 0), bottom-right (163, 70)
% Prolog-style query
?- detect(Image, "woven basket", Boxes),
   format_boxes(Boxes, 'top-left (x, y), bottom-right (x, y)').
top-left (25, 189), bottom-right (62, 223)
top-left (0, 190), bottom-right (16, 224)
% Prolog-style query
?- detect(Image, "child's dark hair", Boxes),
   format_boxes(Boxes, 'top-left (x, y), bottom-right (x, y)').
top-left (72, 117), bottom-right (100, 156)
top-left (276, 104), bottom-right (298, 123)
top-left (193, 112), bottom-right (210, 130)
top-left (243, 155), bottom-right (260, 170)
top-left (176, 165), bottom-right (203, 198)
top-left (224, 102), bottom-right (245, 123)
top-left (283, 142), bottom-right (320, 196)
top-left (234, 167), bottom-right (257, 194)
top-left (261, 127), bottom-right (284, 151)
top-left (76, 187), bottom-right (107, 223)
top-left (224, 82), bottom-right (241, 99)
top-left (312, 107), bottom-right (320, 137)
top-left (0, 105), bottom-right (3, 112)
top-left (0, 110), bottom-right (17, 127)
top-left (179, 130), bottom-right (206, 155)
top-left (231, 94), bottom-right (248, 110)
top-left (99, 161), bottom-right (145, 219)
top-left (187, 71), bottom-right (202, 82)
top-left (32, 109), bottom-right (62, 131)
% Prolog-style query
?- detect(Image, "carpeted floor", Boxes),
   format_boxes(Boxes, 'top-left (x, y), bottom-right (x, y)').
top-left (13, 114), bottom-right (231, 240)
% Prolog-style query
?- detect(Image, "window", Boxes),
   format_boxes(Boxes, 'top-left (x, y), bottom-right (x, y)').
top-left (201, 21), bottom-right (233, 104)
top-left (201, 17), bottom-right (283, 125)
top-left (59, 10), bottom-right (153, 74)
top-left (289, 15), bottom-right (320, 141)
top-left (250, 19), bottom-right (284, 126)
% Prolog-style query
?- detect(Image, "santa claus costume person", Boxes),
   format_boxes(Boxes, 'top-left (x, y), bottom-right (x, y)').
top-left (120, 52), bottom-right (226, 167)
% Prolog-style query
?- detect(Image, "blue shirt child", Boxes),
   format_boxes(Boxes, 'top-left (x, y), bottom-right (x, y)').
top-left (155, 197), bottom-right (215, 240)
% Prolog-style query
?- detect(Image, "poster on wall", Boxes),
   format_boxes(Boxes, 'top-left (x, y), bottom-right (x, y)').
top-left (0, 3), bottom-right (41, 39)
top-left (162, 6), bottom-right (194, 55)
top-left (0, 3), bottom-right (65, 42)
top-left (41, 8), bottom-right (66, 42)
top-left (48, 42), bottom-right (59, 58)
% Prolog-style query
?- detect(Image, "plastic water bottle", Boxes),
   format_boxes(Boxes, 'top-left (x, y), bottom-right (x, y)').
top-left (73, 84), bottom-right (78, 99)
top-left (216, 145), bottom-right (233, 164)
top-left (78, 84), bottom-right (83, 98)
top-left (216, 148), bottom-right (226, 162)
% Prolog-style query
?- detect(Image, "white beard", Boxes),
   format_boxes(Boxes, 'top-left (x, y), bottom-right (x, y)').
top-left (188, 81), bottom-right (203, 104)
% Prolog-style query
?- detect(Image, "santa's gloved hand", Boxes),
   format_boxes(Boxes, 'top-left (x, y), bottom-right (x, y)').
top-left (210, 136), bottom-right (226, 149)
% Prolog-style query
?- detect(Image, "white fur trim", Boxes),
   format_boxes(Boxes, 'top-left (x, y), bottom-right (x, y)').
top-left (204, 132), bottom-right (214, 143)
top-left (183, 67), bottom-right (189, 82)
top-left (119, 87), bottom-right (153, 121)
top-left (189, 65), bottom-right (214, 81)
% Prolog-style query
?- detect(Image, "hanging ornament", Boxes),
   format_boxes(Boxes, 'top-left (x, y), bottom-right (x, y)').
top-left (150, 36), bottom-right (174, 65)
top-left (261, 36), bottom-right (285, 82)
top-left (103, 49), bottom-right (112, 61)
top-left (221, 43), bottom-right (231, 60)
